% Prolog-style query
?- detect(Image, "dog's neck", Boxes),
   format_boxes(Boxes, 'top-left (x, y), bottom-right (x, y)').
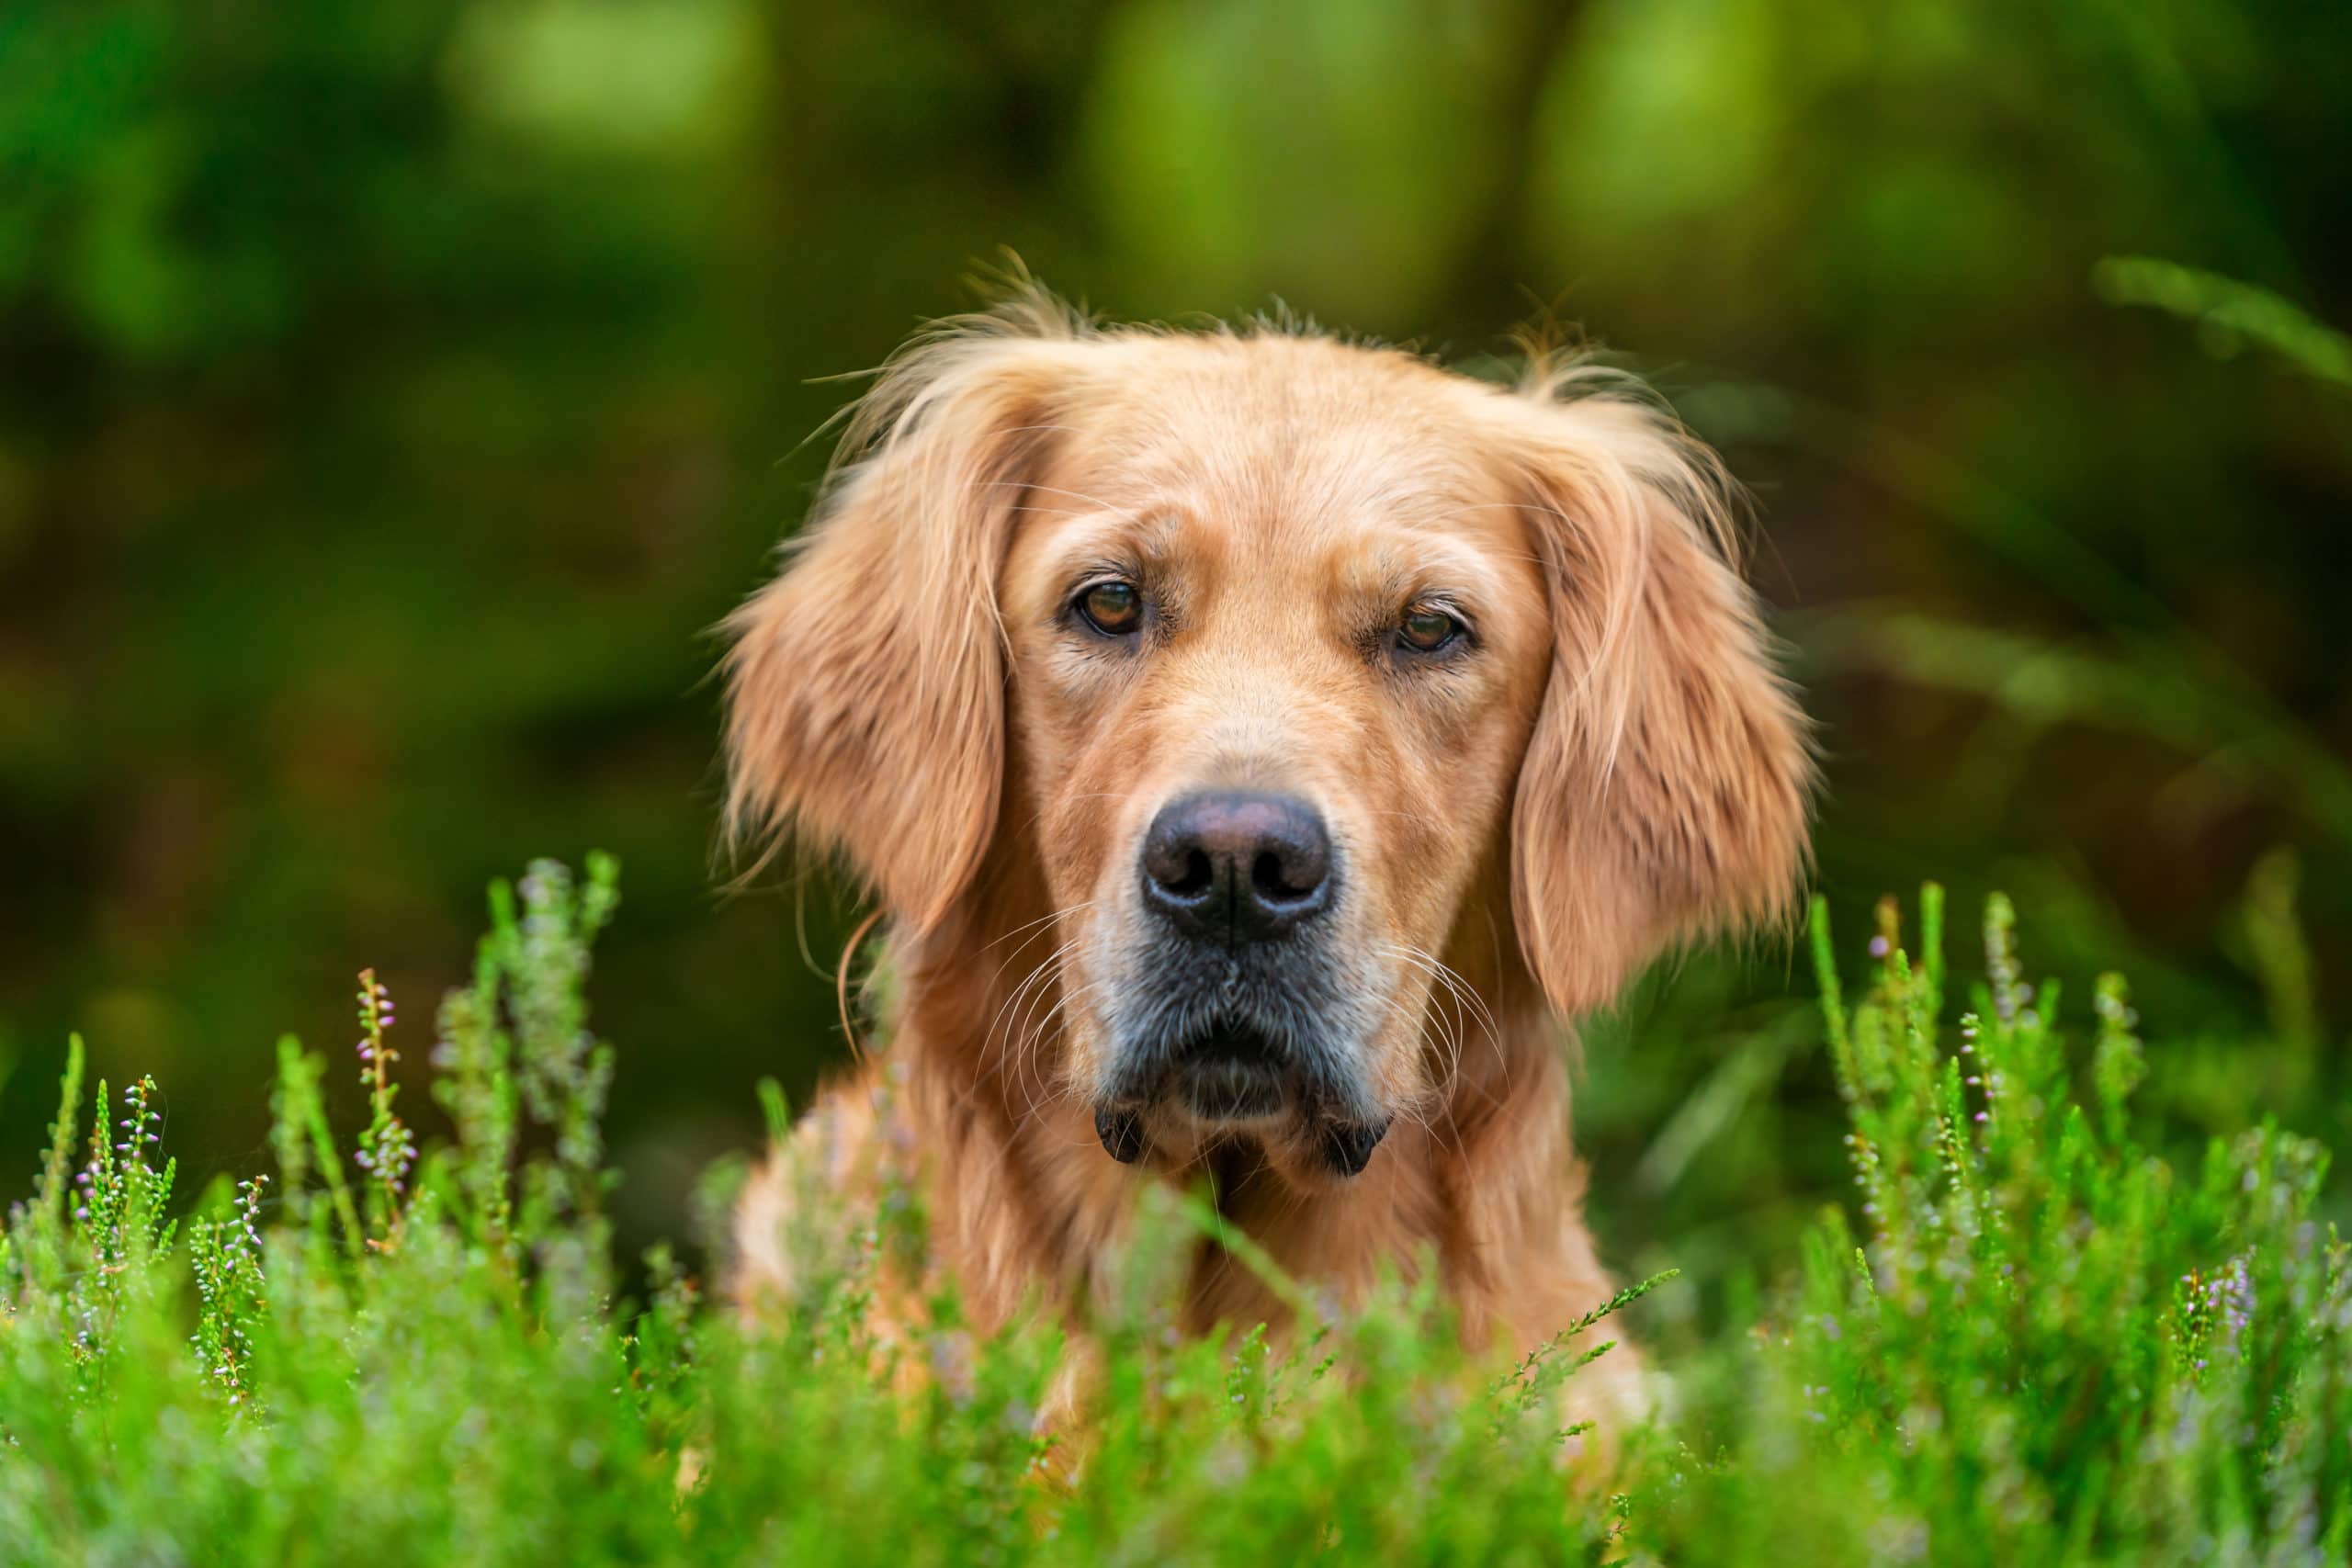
top-left (876, 841), bottom-right (1578, 1348)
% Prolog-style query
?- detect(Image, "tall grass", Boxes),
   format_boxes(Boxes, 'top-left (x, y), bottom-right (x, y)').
top-left (2, 861), bottom-right (2344, 1564)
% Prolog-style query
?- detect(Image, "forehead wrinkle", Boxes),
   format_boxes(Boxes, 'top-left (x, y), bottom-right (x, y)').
top-left (1075, 344), bottom-right (1492, 562)
top-left (1330, 529), bottom-right (1515, 610)
top-left (1023, 512), bottom-right (1136, 577)
top-left (1126, 350), bottom-right (1418, 481)
top-left (1258, 389), bottom-right (1448, 520)
top-left (1015, 453), bottom-right (1190, 549)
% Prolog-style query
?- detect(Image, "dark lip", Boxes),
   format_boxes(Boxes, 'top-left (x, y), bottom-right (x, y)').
top-left (1174, 1017), bottom-right (1280, 1065)
top-left (1168, 1018), bottom-right (1291, 1121)
top-left (1093, 1013), bottom-right (1390, 1175)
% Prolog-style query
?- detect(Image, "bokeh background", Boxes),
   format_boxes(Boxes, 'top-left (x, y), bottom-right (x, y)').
top-left (5, 0), bottom-right (2347, 1313)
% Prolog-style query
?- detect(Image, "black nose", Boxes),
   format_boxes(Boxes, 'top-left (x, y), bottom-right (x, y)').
top-left (1139, 791), bottom-right (1333, 944)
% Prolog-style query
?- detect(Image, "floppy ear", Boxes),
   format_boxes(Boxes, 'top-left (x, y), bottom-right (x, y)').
top-left (722, 309), bottom-right (1080, 931)
top-left (1489, 369), bottom-right (1815, 1017)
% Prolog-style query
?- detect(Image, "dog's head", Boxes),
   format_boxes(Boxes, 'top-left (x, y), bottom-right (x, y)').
top-left (726, 291), bottom-right (1811, 1186)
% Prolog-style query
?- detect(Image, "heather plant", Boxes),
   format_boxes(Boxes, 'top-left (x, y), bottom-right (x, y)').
top-left (1621, 891), bottom-right (2352, 1564)
top-left (0, 860), bottom-right (2344, 1565)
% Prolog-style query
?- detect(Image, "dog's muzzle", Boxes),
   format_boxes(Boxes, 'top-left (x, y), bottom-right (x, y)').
top-left (1091, 1010), bottom-right (1390, 1178)
top-left (1094, 787), bottom-right (1386, 1177)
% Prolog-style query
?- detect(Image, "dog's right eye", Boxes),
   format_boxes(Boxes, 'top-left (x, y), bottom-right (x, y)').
top-left (1396, 604), bottom-right (1466, 654)
top-left (1075, 581), bottom-right (1145, 637)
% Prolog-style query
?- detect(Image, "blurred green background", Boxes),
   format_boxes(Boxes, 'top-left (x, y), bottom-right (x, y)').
top-left (4, 0), bottom-right (2347, 1303)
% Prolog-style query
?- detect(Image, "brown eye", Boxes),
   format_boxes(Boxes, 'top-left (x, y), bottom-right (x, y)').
top-left (1397, 604), bottom-right (1464, 653)
top-left (1078, 580), bottom-right (1144, 636)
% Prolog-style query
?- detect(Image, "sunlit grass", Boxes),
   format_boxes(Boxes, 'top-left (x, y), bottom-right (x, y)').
top-left (3, 861), bottom-right (2344, 1564)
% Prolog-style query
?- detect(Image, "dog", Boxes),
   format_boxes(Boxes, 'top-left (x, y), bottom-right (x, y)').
top-left (721, 283), bottom-right (1812, 1439)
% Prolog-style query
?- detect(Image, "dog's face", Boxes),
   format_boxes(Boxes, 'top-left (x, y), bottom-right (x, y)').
top-left (992, 357), bottom-right (1553, 1182)
top-left (727, 299), bottom-right (1811, 1188)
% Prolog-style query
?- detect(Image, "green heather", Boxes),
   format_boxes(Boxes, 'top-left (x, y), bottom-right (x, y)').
top-left (1, 860), bottom-right (2344, 1565)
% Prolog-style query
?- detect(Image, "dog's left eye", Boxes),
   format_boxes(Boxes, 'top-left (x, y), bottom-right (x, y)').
top-left (1396, 604), bottom-right (1465, 653)
top-left (1075, 580), bottom-right (1145, 637)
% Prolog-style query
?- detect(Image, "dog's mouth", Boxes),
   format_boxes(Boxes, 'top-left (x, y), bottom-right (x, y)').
top-left (1092, 1012), bottom-right (1388, 1178)
top-left (1170, 1018), bottom-right (1290, 1120)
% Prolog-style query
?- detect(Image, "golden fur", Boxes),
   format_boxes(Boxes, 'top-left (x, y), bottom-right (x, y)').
top-left (721, 285), bottom-right (1813, 1440)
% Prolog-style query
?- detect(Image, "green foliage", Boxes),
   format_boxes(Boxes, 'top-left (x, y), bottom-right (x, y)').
top-left (1627, 892), bottom-right (2352, 1562)
top-left (2095, 257), bottom-right (2352, 389)
top-left (2, 860), bottom-right (2346, 1563)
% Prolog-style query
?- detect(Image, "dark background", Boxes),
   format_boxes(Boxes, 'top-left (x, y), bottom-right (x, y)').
top-left (4, 0), bottom-right (2347, 1313)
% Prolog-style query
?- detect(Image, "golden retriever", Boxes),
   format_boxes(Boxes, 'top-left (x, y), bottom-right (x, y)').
top-left (721, 282), bottom-right (1812, 1438)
